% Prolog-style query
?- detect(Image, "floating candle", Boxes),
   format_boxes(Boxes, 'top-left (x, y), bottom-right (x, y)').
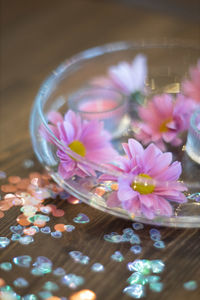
top-left (68, 87), bottom-right (130, 137)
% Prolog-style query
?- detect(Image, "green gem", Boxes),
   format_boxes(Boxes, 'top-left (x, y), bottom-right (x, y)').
top-left (149, 282), bottom-right (164, 292)
top-left (183, 281), bottom-right (197, 291)
top-left (127, 272), bottom-right (147, 285)
top-left (0, 262), bottom-right (12, 271)
top-left (147, 275), bottom-right (160, 283)
top-left (43, 281), bottom-right (58, 291)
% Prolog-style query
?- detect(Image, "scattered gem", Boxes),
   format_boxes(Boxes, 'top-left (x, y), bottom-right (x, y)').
top-left (23, 294), bottom-right (38, 300)
top-left (149, 229), bottom-right (161, 236)
top-left (38, 291), bottom-right (53, 299)
top-left (147, 275), bottom-right (160, 283)
top-left (104, 233), bottom-right (122, 243)
top-left (54, 224), bottom-right (66, 232)
top-left (150, 234), bottom-right (161, 241)
top-left (153, 241), bottom-right (165, 249)
top-left (149, 282), bottom-right (164, 292)
top-left (67, 196), bottom-right (81, 204)
top-left (13, 255), bottom-right (32, 268)
top-left (61, 274), bottom-right (85, 289)
top-left (0, 237), bottom-right (10, 248)
top-left (130, 245), bottom-right (142, 254)
top-left (43, 281), bottom-right (59, 291)
top-left (111, 251), bottom-right (124, 262)
top-left (91, 263), bottom-right (104, 272)
top-left (130, 234), bottom-right (141, 244)
top-left (69, 251), bottom-right (90, 264)
top-left (41, 226), bottom-right (51, 234)
top-left (8, 176), bottom-right (21, 184)
top-left (183, 280), bottom-right (198, 291)
top-left (17, 214), bottom-right (31, 226)
top-left (23, 227), bottom-right (37, 235)
top-left (123, 284), bottom-right (145, 298)
top-left (127, 272), bottom-right (147, 286)
top-left (73, 213), bottom-right (90, 224)
top-left (69, 289), bottom-right (96, 300)
top-left (0, 262), bottom-right (12, 271)
top-left (51, 231), bottom-right (62, 238)
top-left (31, 268), bottom-right (44, 276)
top-left (127, 260), bottom-right (152, 275)
top-left (13, 277), bottom-right (29, 288)
top-left (132, 223), bottom-right (144, 230)
top-left (151, 260), bottom-right (165, 273)
top-left (11, 233), bottom-right (21, 241)
top-left (10, 225), bottom-right (24, 235)
top-left (19, 236), bottom-right (34, 245)
top-left (53, 267), bottom-right (66, 277)
top-left (52, 209), bottom-right (65, 217)
top-left (64, 225), bottom-right (75, 232)
top-left (33, 256), bottom-right (52, 274)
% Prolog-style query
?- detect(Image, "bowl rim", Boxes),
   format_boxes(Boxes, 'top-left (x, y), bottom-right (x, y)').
top-left (32, 39), bottom-right (200, 181)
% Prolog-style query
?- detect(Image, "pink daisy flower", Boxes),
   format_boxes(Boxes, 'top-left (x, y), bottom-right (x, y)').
top-left (40, 110), bottom-right (117, 179)
top-left (182, 60), bottom-right (200, 103)
top-left (134, 93), bottom-right (196, 150)
top-left (101, 139), bottom-right (187, 219)
top-left (90, 54), bottom-right (147, 96)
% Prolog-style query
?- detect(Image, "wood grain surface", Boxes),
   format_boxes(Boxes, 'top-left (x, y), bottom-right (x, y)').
top-left (0, 1), bottom-right (200, 299)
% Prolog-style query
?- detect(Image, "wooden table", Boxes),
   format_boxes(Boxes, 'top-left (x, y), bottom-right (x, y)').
top-left (1, 1), bottom-right (200, 299)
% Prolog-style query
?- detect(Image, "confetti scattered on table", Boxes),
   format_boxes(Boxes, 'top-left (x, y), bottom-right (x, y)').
top-left (0, 169), bottom-right (198, 299)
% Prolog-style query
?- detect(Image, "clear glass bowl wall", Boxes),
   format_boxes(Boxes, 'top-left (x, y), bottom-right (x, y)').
top-left (30, 42), bottom-right (200, 227)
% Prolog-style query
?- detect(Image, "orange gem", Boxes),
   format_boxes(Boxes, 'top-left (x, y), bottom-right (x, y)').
top-left (1, 184), bottom-right (17, 193)
top-left (54, 223), bottom-right (66, 232)
top-left (8, 176), bottom-right (21, 184)
top-left (69, 289), bottom-right (96, 300)
top-left (16, 178), bottom-right (30, 190)
top-left (111, 183), bottom-right (118, 191)
top-left (67, 196), bottom-right (81, 204)
top-left (17, 214), bottom-right (31, 226)
top-left (0, 278), bottom-right (5, 287)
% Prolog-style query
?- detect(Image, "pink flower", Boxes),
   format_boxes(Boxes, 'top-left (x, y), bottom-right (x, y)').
top-left (101, 139), bottom-right (187, 219)
top-left (90, 54), bottom-right (147, 96)
top-left (40, 110), bottom-right (117, 179)
top-left (134, 93), bottom-right (196, 150)
top-left (182, 60), bottom-right (200, 102)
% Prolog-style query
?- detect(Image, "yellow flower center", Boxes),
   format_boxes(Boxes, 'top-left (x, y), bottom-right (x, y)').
top-left (68, 140), bottom-right (86, 158)
top-left (131, 173), bottom-right (155, 194)
top-left (159, 118), bottom-right (172, 133)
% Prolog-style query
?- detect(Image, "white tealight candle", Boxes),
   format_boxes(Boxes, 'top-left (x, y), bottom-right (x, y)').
top-left (186, 109), bottom-right (200, 164)
top-left (68, 88), bottom-right (130, 137)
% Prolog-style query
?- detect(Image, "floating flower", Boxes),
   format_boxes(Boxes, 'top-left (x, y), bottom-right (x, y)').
top-left (91, 55), bottom-right (147, 96)
top-left (133, 93), bottom-right (196, 150)
top-left (182, 60), bottom-right (200, 103)
top-left (40, 110), bottom-right (117, 179)
top-left (101, 139), bottom-right (187, 219)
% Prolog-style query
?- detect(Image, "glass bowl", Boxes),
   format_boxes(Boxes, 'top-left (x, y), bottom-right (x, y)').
top-left (30, 41), bottom-right (200, 228)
